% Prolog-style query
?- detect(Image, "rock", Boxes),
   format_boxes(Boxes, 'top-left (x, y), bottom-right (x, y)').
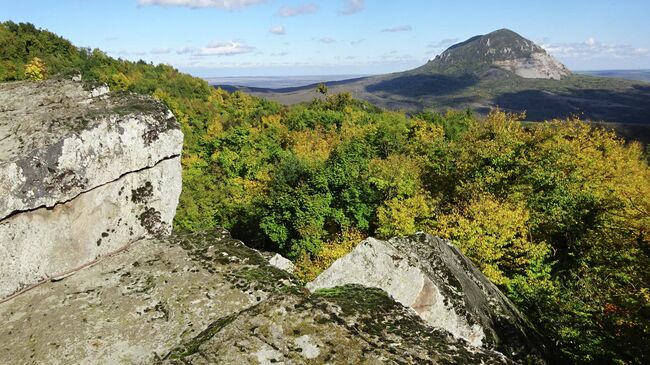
top-left (0, 229), bottom-right (513, 365)
top-left (493, 52), bottom-right (570, 80)
top-left (0, 79), bottom-right (183, 299)
top-left (307, 233), bottom-right (555, 364)
top-left (268, 253), bottom-right (295, 273)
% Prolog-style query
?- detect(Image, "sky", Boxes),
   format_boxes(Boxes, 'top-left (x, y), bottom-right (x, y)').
top-left (1, 0), bottom-right (650, 77)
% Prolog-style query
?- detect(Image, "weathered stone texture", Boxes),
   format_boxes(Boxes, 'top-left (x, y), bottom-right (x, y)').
top-left (0, 230), bottom-right (513, 365)
top-left (0, 79), bottom-right (182, 219)
top-left (307, 233), bottom-right (552, 364)
top-left (0, 79), bottom-right (183, 299)
top-left (0, 157), bottom-right (181, 298)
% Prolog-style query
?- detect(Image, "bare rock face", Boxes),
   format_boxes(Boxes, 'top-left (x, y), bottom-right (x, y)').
top-left (493, 52), bottom-right (570, 80)
top-left (0, 230), bottom-right (513, 365)
top-left (307, 233), bottom-right (554, 364)
top-left (0, 79), bottom-right (183, 300)
top-left (268, 253), bottom-right (295, 273)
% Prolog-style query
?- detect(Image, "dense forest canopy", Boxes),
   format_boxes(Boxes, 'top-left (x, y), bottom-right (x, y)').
top-left (1, 21), bottom-right (649, 364)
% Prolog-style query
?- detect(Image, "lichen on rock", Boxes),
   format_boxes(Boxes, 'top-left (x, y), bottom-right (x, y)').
top-left (0, 78), bottom-right (183, 299)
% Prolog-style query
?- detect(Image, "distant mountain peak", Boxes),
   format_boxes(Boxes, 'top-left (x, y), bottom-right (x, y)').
top-left (426, 29), bottom-right (570, 80)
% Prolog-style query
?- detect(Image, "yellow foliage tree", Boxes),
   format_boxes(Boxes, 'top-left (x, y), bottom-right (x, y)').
top-left (24, 57), bottom-right (46, 80)
top-left (434, 194), bottom-right (550, 285)
top-left (376, 192), bottom-right (436, 238)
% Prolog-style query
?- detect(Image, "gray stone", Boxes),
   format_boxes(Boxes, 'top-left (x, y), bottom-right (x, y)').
top-left (268, 253), bottom-right (295, 273)
top-left (0, 79), bottom-right (183, 300)
top-left (0, 230), bottom-right (514, 365)
top-left (493, 51), bottom-right (570, 80)
top-left (0, 157), bottom-right (181, 298)
top-left (0, 79), bottom-right (183, 220)
top-left (307, 233), bottom-right (553, 364)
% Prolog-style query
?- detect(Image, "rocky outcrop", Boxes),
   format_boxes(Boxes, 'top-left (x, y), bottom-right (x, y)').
top-left (493, 52), bottom-right (570, 80)
top-left (0, 230), bottom-right (513, 365)
top-left (307, 234), bottom-right (554, 364)
top-left (0, 79), bottom-right (183, 300)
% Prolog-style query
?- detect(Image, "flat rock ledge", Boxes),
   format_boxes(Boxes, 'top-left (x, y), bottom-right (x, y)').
top-left (0, 79), bottom-right (183, 299)
top-left (307, 233), bottom-right (555, 364)
top-left (0, 230), bottom-right (513, 365)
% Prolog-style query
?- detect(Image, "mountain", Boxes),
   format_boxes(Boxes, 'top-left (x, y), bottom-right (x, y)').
top-left (225, 29), bottom-right (650, 142)
top-left (420, 28), bottom-right (570, 80)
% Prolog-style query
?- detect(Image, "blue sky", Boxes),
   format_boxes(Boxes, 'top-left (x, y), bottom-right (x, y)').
top-left (2, 0), bottom-right (650, 76)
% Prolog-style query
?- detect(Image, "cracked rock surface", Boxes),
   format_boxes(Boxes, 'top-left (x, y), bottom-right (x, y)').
top-left (0, 79), bottom-right (183, 299)
top-left (0, 230), bottom-right (513, 365)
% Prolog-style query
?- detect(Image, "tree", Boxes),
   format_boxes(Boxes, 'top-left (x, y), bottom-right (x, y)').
top-left (316, 82), bottom-right (328, 95)
top-left (24, 57), bottom-right (45, 80)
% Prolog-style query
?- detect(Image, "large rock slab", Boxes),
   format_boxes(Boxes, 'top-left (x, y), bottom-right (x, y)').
top-left (0, 79), bottom-right (183, 219)
top-left (0, 230), bottom-right (513, 365)
top-left (307, 233), bottom-right (555, 364)
top-left (0, 157), bottom-right (181, 298)
top-left (0, 79), bottom-right (183, 299)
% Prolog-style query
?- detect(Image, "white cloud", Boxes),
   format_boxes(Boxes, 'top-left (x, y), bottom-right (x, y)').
top-left (350, 38), bottom-right (365, 45)
top-left (136, 0), bottom-right (265, 9)
top-left (269, 26), bottom-right (286, 35)
top-left (541, 37), bottom-right (650, 59)
top-left (176, 46), bottom-right (196, 55)
top-left (197, 41), bottom-right (255, 56)
top-left (381, 25), bottom-right (412, 33)
top-left (151, 48), bottom-right (172, 54)
top-left (277, 3), bottom-right (319, 17)
top-left (427, 38), bottom-right (459, 49)
top-left (340, 0), bottom-right (364, 15)
top-left (118, 50), bottom-right (148, 56)
top-left (318, 37), bottom-right (336, 44)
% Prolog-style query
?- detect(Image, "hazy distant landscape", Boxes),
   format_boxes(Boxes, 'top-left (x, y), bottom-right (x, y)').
top-left (576, 69), bottom-right (650, 82)
top-left (209, 70), bottom-right (650, 90)
top-left (222, 30), bottom-right (650, 138)
top-left (206, 74), bottom-right (369, 89)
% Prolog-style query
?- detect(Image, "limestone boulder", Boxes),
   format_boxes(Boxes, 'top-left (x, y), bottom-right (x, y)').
top-left (0, 79), bottom-right (182, 219)
top-left (0, 79), bottom-right (183, 299)
top-left (268, 253), bottom-right (295, 273)
top-left (307, 233), bottom-right (556, 364)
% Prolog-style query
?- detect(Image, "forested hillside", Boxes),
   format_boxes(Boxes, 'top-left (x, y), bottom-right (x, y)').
top-left (1, 21), bottom-right (649, 364)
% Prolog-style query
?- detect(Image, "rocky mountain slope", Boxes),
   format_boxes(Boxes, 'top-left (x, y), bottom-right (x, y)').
top-left (227, 29), bottom-right (650, 139)
top-left (0, 77), bottom-right (558, 364)
top-left (421, 29), bottom-right (570, 80)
